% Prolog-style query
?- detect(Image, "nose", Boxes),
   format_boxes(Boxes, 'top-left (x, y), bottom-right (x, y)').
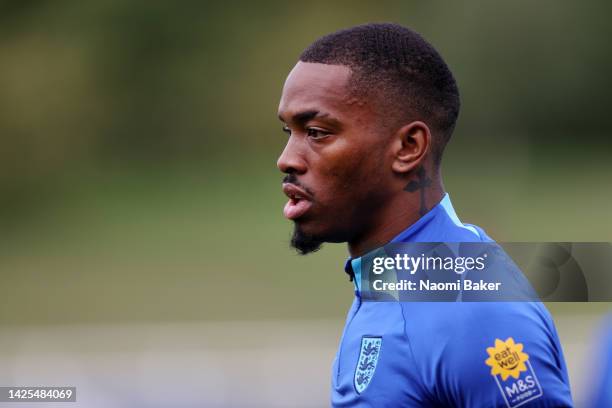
top-left (277, 135), bottom-right (306, 175)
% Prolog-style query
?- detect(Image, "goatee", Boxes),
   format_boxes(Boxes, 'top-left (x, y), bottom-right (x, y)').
top-left (290, 224), bottom-right (323, 255)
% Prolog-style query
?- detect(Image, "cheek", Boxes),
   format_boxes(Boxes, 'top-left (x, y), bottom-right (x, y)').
top-left (317, 148), bottom-right (386, 202)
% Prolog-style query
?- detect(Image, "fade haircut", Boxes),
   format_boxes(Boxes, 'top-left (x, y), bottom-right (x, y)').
top-left (299, 23), bottom-right (460, 165)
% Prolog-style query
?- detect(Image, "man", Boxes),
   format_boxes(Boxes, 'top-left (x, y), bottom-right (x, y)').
top-left (277, 23), bottom-right (573, 407)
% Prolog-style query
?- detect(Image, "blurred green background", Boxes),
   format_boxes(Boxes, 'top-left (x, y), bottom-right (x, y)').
top-left (1, 2), bottom-right (611, 406)
top-left (0, 0), bottom-right (610, 325)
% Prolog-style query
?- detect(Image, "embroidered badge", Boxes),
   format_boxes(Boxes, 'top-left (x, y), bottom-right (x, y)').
top-left (485, 337), bottom-right (543, 408)
top-left (354, 336), bottom-right (382, 394)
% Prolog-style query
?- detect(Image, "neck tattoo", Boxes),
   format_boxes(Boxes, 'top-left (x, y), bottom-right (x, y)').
top-left (403, 167), bottom-right (432, 216)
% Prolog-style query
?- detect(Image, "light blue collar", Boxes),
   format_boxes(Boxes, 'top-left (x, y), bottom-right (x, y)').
top-left (344, 194), bottom-right (484, 294)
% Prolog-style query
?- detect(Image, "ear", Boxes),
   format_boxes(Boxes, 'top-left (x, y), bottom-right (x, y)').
top-left (390, 121), bottom-right (431, 174)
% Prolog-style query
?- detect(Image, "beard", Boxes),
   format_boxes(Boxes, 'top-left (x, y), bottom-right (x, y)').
top-left (290, 224), bottom-right (323, 255)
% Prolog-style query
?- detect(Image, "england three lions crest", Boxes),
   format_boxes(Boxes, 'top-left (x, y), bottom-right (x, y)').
top-left (354, 336), bottom-right (382, 394)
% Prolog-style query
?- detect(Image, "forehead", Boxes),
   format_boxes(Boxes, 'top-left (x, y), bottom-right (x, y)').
top-left (278, 62), bottom-right (364, 122)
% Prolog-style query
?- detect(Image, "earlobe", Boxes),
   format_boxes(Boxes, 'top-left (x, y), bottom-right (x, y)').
top-left (390, 121), bottom-right (431, 174)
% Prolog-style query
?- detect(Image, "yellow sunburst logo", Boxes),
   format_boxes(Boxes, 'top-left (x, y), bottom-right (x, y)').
top-left (485, 337), bottom-right (529, 381)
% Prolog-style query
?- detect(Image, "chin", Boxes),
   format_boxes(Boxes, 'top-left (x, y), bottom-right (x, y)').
top-left (290, 223), bottom-right (324, 255)
top-left (295, 219), bottom-right (350, 244)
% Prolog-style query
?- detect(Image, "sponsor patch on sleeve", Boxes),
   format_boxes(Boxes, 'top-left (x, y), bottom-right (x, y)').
top-left (485, 337), bottom-right (543, 408)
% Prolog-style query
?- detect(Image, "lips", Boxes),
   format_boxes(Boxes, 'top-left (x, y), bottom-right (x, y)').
top-left (282, 183), bottom-right (313, 220)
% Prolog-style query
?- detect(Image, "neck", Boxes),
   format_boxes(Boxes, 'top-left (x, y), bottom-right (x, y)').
top-left (347, 173), bottom-right (444, 258)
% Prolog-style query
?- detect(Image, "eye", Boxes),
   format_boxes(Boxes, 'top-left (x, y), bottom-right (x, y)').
top-left (282, 125), bottom-right (291, 135)
top-left (306, 127), bottom-right (330, 139)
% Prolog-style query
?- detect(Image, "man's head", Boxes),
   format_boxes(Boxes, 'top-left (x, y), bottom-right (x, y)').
top-left (277, 23), bottom-right (460, 254)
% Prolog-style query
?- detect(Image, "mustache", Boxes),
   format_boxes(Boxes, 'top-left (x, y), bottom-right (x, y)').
top-left (282, 174), bottom-right (315, 197)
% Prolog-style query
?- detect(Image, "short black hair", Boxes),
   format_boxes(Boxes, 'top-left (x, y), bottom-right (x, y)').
top-left (300, 23), bottom-right (460, 165)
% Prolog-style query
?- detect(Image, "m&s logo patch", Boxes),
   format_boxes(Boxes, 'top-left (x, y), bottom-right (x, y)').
top-left (485, 338), bottom-right (543, 408)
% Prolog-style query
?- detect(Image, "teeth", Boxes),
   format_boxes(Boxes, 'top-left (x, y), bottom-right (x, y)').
top-left (287, 190), bottom-right (305, 201)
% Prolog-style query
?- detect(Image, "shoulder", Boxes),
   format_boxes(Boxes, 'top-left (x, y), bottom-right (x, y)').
top-left (400, 302), bottom-right (573, 406)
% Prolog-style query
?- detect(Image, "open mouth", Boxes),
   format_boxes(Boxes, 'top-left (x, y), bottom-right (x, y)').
top-left (282, 184), bottom-right (313, 220)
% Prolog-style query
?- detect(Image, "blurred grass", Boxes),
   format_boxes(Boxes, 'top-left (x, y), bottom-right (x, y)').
top-left (0, 154), bottom-right (348, 324)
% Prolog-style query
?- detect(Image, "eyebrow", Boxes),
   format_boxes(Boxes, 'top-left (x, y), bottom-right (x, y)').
top-left (278, 110), bottom-right (339, 126)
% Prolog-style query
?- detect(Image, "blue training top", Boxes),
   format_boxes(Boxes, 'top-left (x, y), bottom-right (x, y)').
top-left (588, 315), bottom-right (612, 408)
top-left (331, 194), bottom-right (573, 407)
